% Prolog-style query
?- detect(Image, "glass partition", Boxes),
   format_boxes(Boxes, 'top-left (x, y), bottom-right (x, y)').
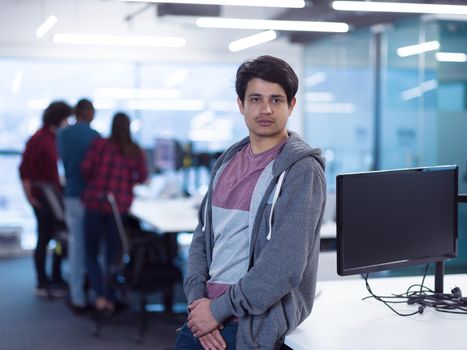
top-left (303, 29), bottom-right (374, 190)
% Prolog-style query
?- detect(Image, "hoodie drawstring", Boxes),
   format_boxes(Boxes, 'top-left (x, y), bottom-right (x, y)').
top-left (267, 170), bottom-right (286, 240)
top-left (202, 199), bottom-right (208, 232)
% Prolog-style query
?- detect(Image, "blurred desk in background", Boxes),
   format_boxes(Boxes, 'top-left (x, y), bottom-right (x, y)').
top-left (131, 197), bottom-right (337, 251)
top-left (130, 197), bottom-right (200, 234)
top-left (320, 221), bottom-right (336, 251)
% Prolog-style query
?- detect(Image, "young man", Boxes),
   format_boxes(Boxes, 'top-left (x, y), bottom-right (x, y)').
top-left (57, 99), bottom-right (99, 312)
top-left (19, 101), bottom-right (72, 297)
top-left (175, 56), bottom-right (326, 350)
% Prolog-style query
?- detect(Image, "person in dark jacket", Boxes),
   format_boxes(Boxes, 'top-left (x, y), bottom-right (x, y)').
top-left (81, 112), bottom-right (147, 313)
top-left (175, 56), bottom-right (326, 350)
top-left (19, 101), bottom-right (72, 297)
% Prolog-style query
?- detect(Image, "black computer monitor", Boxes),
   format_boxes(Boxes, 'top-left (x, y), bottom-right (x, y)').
top-left (153, 138), bottom-right (182, 172)
top-left (337, 165), bottom-right (458, 293)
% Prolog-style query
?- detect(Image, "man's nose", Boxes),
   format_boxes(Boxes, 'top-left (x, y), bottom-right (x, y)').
top-left (260, 101), bottom-right (272, 114)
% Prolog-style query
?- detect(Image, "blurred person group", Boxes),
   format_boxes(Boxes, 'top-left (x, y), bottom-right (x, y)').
top-left (19, 99), bottom-right (147, 313)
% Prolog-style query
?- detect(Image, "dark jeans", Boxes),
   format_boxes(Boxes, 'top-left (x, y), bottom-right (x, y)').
top-left (33, 197), bottom-right (63, 287)
top-left (84, 209), bottom-right (120, 301)
top-left (174, 322), bottom-right (238, 350)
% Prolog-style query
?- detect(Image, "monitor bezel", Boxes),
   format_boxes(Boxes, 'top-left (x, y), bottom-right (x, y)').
top-left (337, 165), bottom-right (458, 276)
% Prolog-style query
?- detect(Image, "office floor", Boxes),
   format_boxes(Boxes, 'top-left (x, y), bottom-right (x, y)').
top-left (0, 256), bottom-right (186, 350)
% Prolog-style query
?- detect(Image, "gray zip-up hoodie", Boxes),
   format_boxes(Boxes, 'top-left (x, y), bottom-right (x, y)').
top-left (184, 131), bottom-right (326, 349)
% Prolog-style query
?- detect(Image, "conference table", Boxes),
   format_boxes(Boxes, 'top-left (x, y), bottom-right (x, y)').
top-left (284, 274), bottom-right (467, 350)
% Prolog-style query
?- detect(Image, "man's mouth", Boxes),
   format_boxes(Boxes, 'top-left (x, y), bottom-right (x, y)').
top-left (256, 119), bottom-right (274, 126)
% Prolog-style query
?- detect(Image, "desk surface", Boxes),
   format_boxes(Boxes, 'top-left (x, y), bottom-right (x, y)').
top-left (130, 197), bottom-right (200, 233)
top-left (131, 197), bottom-right (337, 239)
top-left (285, 274), bottom-right (467, 350)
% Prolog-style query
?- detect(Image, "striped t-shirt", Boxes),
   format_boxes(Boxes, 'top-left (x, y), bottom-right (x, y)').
top-left (207, 139), bottom-right (286, 298)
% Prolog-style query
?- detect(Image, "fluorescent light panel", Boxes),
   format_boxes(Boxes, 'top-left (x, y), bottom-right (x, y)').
top-left (305, 92), bottom-right (335, 102)
top-left (196, 17), bottom-right (349, 32)
top-left (305, 72), bottom-right (327, 87)
top-left (94, 88), bottom-right (181, 99)
top-left (36, 15), bottom-right (58, 38)
top-left (397, 41), bottom-right (439, 57)
top-left (332, 1), bottom-right (467, 15)
top-left (229, 30), bottom-right (277, 52)
top-left (306, 103), bottom-right (355, 114)
top-left (127, 99), bottom-right (205, 111)
top-left (436, 52), bottom-right (467, 62)
top-left (120, 0), bottom-right (305, 8)
top-left (400, 80), bottom-right (438, 101)
top-left (11, 72), bottom-right (23, 94)
top-left (165, 69), bottom-right (188, 88)
top-left (52, 33), bottom-right (186, 48)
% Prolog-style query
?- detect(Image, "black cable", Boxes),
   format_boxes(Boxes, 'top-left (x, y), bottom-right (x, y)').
top-left (362, 273), bottom-right (422, 316)
top-left (361, 264), bottom-right (467, 316)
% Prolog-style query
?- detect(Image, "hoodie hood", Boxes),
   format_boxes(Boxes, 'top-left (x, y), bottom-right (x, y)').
top-left (215, 130), bottom-right (325, 177)
top-left (273, 131), bottom-right (325, 176)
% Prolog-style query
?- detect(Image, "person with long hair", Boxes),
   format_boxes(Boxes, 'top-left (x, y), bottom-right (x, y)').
top-left (81, 112), bottom-right (147, 312)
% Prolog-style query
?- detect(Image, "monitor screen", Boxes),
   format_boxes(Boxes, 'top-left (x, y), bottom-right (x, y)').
top-left (154, 138), bottom-right (180, 172)
top-left (337, 165), bottom-right (458, 276)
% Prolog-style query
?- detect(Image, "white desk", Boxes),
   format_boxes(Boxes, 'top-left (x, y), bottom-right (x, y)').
top-left (285, 274), bottom-right (467, 350)
top-left (130, 197), bottom-right (200, 233)
top-left (131, 197), bottom-right (336, 241)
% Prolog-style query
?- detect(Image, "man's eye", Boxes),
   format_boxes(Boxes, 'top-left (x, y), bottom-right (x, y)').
top-left (250, 98), bottom-right (260, 103)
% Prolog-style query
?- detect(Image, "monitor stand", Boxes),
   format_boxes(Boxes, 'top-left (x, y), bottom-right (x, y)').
top-left (434, 261), bottom-right (444, 294)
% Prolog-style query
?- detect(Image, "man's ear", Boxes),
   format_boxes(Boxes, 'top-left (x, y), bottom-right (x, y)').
top-left (237, 97), bottom-right (245, 114)
top-left (288, 97), bottom-right (297, 115)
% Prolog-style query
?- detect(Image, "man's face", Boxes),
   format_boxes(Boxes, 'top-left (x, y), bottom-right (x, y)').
top-left (85, 108), bottom-right (95, 122)
top-left (238, 78), bottom-right (295, 141)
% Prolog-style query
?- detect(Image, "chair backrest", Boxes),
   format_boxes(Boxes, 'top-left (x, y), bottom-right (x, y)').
top-left (105, 192), bottom-right (130, 267)
top-left (34, 181), bottom-right (65, 222)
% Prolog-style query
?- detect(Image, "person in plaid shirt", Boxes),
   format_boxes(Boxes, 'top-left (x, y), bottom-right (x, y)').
top-left (81, 112), bottom-right (147, 313)
top-left (19, 101), bottom-right (72, 297)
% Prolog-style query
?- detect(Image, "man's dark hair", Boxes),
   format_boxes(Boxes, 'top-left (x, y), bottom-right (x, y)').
top-left (74, 98), bottom-right (94, 119)
top-left (42, 101), bottom-right (72, 127)
top-left (235, 55), bottom-right (299, 106)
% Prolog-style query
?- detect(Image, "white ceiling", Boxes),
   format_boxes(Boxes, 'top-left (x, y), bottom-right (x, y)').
top-left (0, 0), bottom-right (303, 63)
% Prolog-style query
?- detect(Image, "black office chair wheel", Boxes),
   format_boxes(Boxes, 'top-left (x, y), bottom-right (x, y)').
top-left (134, 333), bottom-right (144, 344)
top-left (92, 325), bottom-right (101, 338)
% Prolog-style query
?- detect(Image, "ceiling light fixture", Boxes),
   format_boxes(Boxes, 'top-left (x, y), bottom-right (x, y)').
top-left (11, 72), bottom-right (23, 94)
top-left (436, 52), bottom-right (467, 62)
top-left (196, 18), bottom-right (349, 32)
top-left (119, 0), bottom-right (305, 8)
top-left (332, 1), bottom-right (467, 15)
top-left (36, 15), bottom-right (58, 38)
top-left (94, 88), bottom-right (181, 99)
top-left (127, 99), bottom-right (205, 111)
top-left (397, 41), bottom-right (440, 57)
top-left (228, 30), bottom-right (277, 52)
top-left (305, 72), bottom-right (327, 87)
top-left (400, 80), bottom-right (438, 101)
top-left (52, 33), bottom-right (187, 48)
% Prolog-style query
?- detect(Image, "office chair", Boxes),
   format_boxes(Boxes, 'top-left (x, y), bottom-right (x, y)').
top-left (92, 192), bottom-right (183, 343)
top-left (33, 181), bottom-right (68, 261)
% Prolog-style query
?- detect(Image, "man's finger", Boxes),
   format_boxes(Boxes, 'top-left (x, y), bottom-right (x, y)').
top-left (189, 299), bottom-right (202, 309)
top-left (205, 332), bottom-right (223, 350)
top-left (211, 329), bottom-right (226, 348)
top-left (199, 336), bottom-right (210, 350)
top-left (187, 321), bottom-right (198, 334)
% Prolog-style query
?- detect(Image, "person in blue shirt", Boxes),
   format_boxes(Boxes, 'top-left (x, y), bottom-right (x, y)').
top-left (57, 98), bottom-right (100, 312)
